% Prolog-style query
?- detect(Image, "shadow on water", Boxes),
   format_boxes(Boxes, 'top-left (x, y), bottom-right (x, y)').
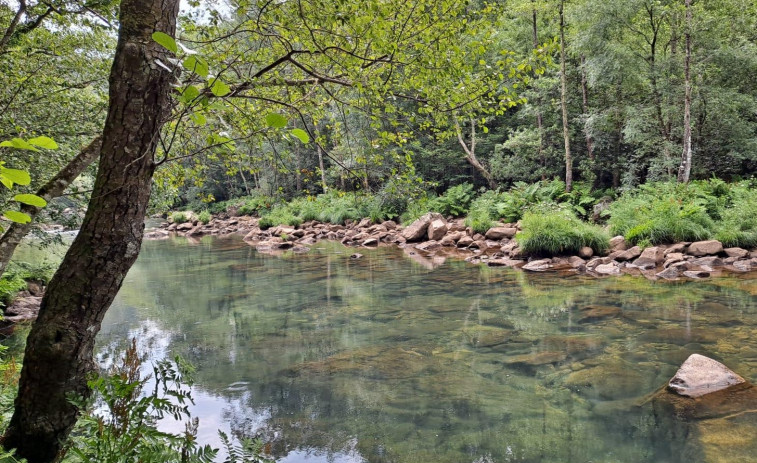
top-left (11, 235), bottom-right (757, 462)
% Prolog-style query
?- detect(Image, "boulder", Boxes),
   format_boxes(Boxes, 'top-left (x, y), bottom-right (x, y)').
top-left (724, 247), bottom-right (749, 259)
top-left (668, 354), bottom-right (746, 398)
top-left (362, 238), bottom-right (379, 246)
top-left (522, 259), bottom-right (552, 272)
top-left (457, 236), bottom-right (474, 247)
top-left (687, 240), bottom-right (724, 257)
top-left (594, 262), bottom-right (621, 275)
top-left (689, 256), bottom-right (723, 268)
top-left (632, 246), bottom-right (665, 269)
top-left (487, 258), bottom-right (525, 268)
top-left (609, 235), bottom-right (628, 252)
top-left (568, 256), bottom-right (587, 270)
top-left (663, 252), bottom-right (685, 268)
top-left (401, 213), bottom-right (442, 242)
top-left (656, 266), bottom-right (681, 280)
top-left (427, 218), bottom-right (448, 241)
top-left (485, 227), bottom-right (517, 240)
top-left (578, 246), bottom-right (594, 258)
top-left (176, 222), bottom-right (194, 231)
top-left (616, 246), bottom-right (642, 261)
top-left (382, 220), bottom-right (397, 230)
top-left (664, 242), bottom-right (688, 255)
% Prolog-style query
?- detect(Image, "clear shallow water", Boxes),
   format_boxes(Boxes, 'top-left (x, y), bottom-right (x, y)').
top-left (16, 236), bottom-right (757, 462)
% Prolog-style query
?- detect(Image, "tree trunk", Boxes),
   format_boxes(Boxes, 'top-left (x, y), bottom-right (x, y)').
top-left (2, 0), bottom-right (180, 460)
top-left (317, 145), bottom-right (328, 193)
top-left (531, 3), bottom-right (545, 179)
top-left (559, 0), bottom-right (572, 192)
top-left (677, 0), bottom-right (693, 183)
top-left (0, 136), bottom-right (102, 279)
top-left (454, 117), bottom-right (497, 189)
top-left (580, 55), bottom-right (594, 161)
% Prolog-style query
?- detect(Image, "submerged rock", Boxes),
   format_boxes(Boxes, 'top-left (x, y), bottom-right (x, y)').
top-left (668, 354), bottom-right (747, 398)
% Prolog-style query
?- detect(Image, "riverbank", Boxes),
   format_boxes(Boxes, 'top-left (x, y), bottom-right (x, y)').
top-left (148, 211), bottom-right (757, 281)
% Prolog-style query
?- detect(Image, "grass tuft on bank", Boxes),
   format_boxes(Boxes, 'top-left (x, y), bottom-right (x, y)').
top-left (517, 209), bottom-right (609, 256)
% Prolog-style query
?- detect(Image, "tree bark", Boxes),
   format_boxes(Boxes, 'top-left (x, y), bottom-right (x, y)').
top-left (580, 55), bottom-right (594, 161)
top-left (531, 2), bottom-right (545, 178)
top-left (454, 117), bottom-right (497, 189)
top-left (0, 136), bottom-right (102, 279)
top-left (317, 145), bottom-right (328, 193)
top-left (2, 0), bottom-right (180, 460)
top-left (559, 0), bottom-right (573, 192)
top-left (677, 0), bottom-right (693, 183)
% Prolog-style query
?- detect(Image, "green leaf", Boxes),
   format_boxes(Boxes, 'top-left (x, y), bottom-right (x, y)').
top-left (265, 113), bottom-right (288, 129)
top-left (14, 194), bottom-right (47, 207)
top-left (1, 168), bottom-right (31, 185)
top-left (3, 211), bottom-right (31, 224)
top-left (152, 31), bottom-right (178, 53)
top-left (290, 128), bottom-right (310, 144)
top-left (182, 56), bottom-right (209, 78)
top-left (180, 85), bottom-right (200, 103)
top-left (0, 138), bottom-right (39, 151)
top-left (27, 136), bottom-right (58, 150)
top-left (190, 113), bottom-right (207, 126)
top-left (210, 79), bottom-right (231, 97)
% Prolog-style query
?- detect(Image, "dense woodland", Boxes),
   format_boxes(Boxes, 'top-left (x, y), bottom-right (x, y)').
top-left (0, 0), bottom-right (757, 461)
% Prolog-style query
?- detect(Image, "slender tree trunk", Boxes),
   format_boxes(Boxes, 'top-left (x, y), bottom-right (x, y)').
top-left (559, 0), bottom-right (572, 192)
top-left (317, 145), bottom-right (328, 193)
top-left (677, 0), bottom-right (693, 183)
top-left (0, 0), bottom-right (25, 54)
top-left (531, 2), bottom-right (545, 179)
top-left (2, 0), bottom-right (180, 460)
top-left (580, 56), bottom-right (594, 161)
top-left (0, 136), bottom-right (102, 278)
top-left (454, 117), bottom-right (497, 189)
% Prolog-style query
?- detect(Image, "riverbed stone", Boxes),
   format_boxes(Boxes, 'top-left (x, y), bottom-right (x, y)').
top-left (688, 240), bottom-right (724, 256)
top-left (594, 262), bottom-right (621, 275)
top-left (668, 354), bottom-right (747, 398)
top-left (522, 259), bottom-right (552, 272)
top-left (578, 246), bottom-right (593, 258)
top-left (664, 242), bottom-right (689, 255)
top-left (616, 246), bottom-right (642, 261)
top-left (578, 305), bottom-right (622, 323)
top-left (689, 256), bottom-right (723, 268)
top-left (609, 235), bottom-right (628, 252)
top-left (663, 252), bottom-right (685, 268)
top-left (656, 266), bottom-right (681, 280)
top-left (362, 238), bottom-right (379, 246)
top-left (401, 213), bottom-right (442, 242)
top-left (724, 247), bottom-right (749, 258)
top-left (632, 246), bottom-right (665, 269)
top-left (427, 218), bottom-right (448, 241)
top-left (485, 227), bottom-right (517, 240)
top-left (457, 236), bottom-right (474, 247)
top-left (504, 351), bottom-right (567, 367)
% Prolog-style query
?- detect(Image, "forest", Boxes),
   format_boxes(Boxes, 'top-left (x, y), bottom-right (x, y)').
top-left (1, 0), bottom-right (757, 462)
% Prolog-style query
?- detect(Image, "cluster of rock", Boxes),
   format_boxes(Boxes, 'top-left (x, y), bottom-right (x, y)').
top-left (150, 211), bottom-right (757, 281)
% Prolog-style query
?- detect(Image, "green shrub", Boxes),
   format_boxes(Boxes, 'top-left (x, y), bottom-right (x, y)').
top-left (465, 190), bottom-right (505, 234)
top-left (197, 210), bottom-right (211, 224)
top-left (608, 183), bottom-right (716, 245)
top-left (400, 195), bottom-right (434, 224)
top-left (170, 211), bottom-right (189, 224)
top-left (432, 183), bottom-right (475, 217)
top-left (517, 209), bottom-right (610, 256)
top-left (258, 205), bottom-right (302, 229)
top-left (234, 194), bottom-right (275, 216)
top-left (716, 185), bottom-right (757, 248)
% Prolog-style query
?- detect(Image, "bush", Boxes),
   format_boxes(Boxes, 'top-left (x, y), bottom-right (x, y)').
top-left (431, 183), bottom-right (475, 217)
top-left (608, 183), bottom-right (716, 245)
top-left (258, 205), bottom-right (302, 229)
top-left (197, 210), bottom-right (211, 224)
top-left (170, 211), bottom-right (189, 224)
top-left (517, 209), bottom-right (610, 256)
top-left (465, 190), bottom-right (505, 234)
top-left (0, 261), bottom-right (55, 307)
top-left (716, 184), bottom-right (757, 248)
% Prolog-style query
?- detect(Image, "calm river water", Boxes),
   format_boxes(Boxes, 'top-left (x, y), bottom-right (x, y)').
top-left (15, 236), bottom-right (757, 462)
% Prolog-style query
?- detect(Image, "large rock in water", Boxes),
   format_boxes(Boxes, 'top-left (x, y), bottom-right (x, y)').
top-left (401, 212), bottom-right (443, 242)
top-left (427, 218), bottom-right (448, 241)
top-left (687, 240), bottom-right (724, 257)
top-left (668, 354), bottom-right (746, 398)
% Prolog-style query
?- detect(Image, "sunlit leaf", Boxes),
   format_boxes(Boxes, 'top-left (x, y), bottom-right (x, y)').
top-left (291, 128), bottom-right (310, 144)
top-left (265, 113), bottom-right (287, 128)
top-left (28, 136), bottom-right (58, 150)
top-left (1, 168), bottom-right (31, 185)
top-left (210, 79), bottom-right (230, 97)
top-left (182, 56), bottom-right (209, 78)
top-left (14, 194), bottom-right (47, 207)
top-left (0, 138), bottom-right (39, 151)
top-left (152, 31), bottom-right (178, 53)
top-left (3, 211), bottom-right (31, 224)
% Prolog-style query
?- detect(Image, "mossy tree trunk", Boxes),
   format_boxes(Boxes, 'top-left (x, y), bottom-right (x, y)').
top-left (1, 0), bottom-right (180, 460)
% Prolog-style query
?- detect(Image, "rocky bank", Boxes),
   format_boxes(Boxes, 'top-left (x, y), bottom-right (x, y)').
top-left (150, 211), bottom-right (757, 281)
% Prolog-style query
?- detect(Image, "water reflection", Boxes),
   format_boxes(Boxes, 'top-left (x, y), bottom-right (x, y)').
top-left (16, 236), bottom-right (757, 462)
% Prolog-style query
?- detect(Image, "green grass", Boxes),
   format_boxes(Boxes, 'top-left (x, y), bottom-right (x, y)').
top-left (715, 184), bottom-right (757, 248)
top-left (197, 210), bottom-right (211, 224)
top-left (170, 211), bottom-right (189, 224)
top-left (516, 209), bottom-right (610, 256)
